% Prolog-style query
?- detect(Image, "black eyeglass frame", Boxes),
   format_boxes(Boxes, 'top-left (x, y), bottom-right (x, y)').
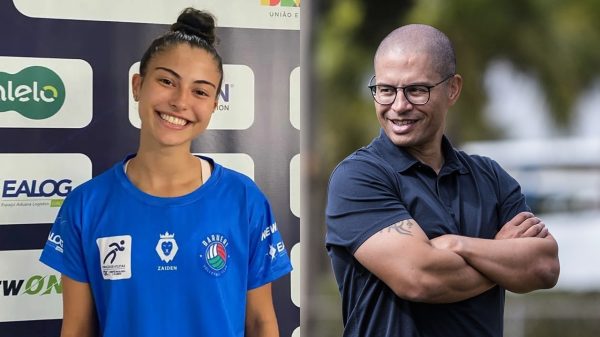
top-left (368, 74), bottom-right (455, 105)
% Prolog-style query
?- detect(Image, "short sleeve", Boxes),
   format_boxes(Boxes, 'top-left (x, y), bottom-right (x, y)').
top-left (326, 158), bottom-right (412, 254)
top-left (39, 192), bottom-right (89, 283)
top-left (246, 192), bottom-right (293, 290)
top-left (490, 159), bottom-right (531, 225)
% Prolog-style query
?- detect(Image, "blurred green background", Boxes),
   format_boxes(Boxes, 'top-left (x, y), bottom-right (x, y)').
top-left (302, 1), bottom-right (600, 336)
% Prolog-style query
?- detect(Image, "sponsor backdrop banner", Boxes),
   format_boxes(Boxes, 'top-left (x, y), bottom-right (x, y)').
top-left (0, 1), bottom-right (299, 336)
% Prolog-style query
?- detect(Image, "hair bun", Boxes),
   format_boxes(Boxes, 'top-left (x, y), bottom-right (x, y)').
top-left (171, 8), bottom-right (218, 46)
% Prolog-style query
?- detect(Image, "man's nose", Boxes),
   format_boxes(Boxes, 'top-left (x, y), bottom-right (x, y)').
top-left (391, 89), bottom-right (413, 111)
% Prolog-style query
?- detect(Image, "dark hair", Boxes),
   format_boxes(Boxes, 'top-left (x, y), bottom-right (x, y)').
top-left (139, 8), bottom-right (223, 94)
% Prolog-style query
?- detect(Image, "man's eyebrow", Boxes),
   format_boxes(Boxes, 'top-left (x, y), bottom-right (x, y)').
top-left (376, 81), bottom-right (432, 87)
top-left (154, 66), bottom-right (217, 88)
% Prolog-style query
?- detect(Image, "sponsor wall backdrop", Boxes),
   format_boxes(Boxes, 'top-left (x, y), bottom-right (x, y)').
top-left (0, 1), bottom-right (300, 336)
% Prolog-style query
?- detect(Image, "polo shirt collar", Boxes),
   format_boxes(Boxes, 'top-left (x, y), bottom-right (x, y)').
top-left (372, 129), bottom-right (469, 174)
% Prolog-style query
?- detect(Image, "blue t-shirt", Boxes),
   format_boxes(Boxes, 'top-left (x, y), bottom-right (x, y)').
top-left (40, 155), bottom-right (292, 337)
top-left (326, 130), bottom-right (529, 337)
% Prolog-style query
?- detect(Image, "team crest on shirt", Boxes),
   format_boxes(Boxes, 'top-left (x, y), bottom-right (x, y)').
top-left (199, 233), bottom-right (229, 277)
top-left (155, 232), bottom-right (179, 271)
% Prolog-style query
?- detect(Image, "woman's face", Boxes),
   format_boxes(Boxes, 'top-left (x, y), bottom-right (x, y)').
top-left (132, 44), bottom-right (221, 149)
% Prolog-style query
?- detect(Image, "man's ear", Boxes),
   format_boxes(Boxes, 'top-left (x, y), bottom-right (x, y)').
top-left (448, 74), bottom-right (462, 105)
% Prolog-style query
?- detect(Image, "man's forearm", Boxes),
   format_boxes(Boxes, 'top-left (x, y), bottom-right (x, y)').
top-left (356, 221), bottom-right (496, 304)
top-left (449, 235), bottom-right (559, 293)
top-left (412, 246), bottom-right (496, 303)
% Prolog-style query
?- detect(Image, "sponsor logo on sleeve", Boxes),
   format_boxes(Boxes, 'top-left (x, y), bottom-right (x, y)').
top-left (261, 222), bottom-right (279, 241)
top-left (46, 231), bottom-right (64, 253)
top-left (262, 222), bottom-right (288, 261)
top-left (268, 241), bottom-right (287, 261)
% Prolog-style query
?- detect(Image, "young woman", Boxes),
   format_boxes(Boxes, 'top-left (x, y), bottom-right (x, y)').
top-left (40, 8), bottom-right (292, 337)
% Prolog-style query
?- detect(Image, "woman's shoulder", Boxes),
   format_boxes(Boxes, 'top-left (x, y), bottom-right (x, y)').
top-left (66, 161), bottom-right (123, 200)
top-left (216, 164), bottom-right (257, 187)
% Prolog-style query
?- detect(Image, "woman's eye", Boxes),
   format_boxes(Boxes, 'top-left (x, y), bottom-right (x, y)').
top-left (159, 78), bottom-right (173, 86)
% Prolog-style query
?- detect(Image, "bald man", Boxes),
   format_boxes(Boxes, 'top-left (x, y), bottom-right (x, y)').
top-left (325, 24), bottom-right (559, 337)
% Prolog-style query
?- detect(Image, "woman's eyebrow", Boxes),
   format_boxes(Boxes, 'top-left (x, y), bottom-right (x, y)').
top-left (154, 66), bottom-right (217, 88)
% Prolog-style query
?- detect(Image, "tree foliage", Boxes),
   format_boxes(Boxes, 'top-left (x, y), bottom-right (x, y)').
top-left (315, 0), bottom-right (600, 170)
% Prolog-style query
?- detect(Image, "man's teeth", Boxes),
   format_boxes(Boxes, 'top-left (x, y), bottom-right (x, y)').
top-left (160, 113), bottom-right (187, 126)
top-left (392, 119), bottom-right (416, 126)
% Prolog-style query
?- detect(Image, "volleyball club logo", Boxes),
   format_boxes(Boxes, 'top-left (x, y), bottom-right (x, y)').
top-left (200, 234), bottom-right (229, 277)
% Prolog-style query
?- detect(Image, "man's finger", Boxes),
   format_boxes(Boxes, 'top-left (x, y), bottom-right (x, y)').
top-left (504, 212), bottom-right (534, 227)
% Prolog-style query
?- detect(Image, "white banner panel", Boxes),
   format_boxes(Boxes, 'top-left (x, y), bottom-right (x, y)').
top-left (290, 154), bottom-right (300, 217)
top-left (290, 242), bottom-right (300, 308)
top-left (290, 67), bottom-right (300, 130)
top-left (195, 153), bottom-right (255, 180)
top-left (0, 153), bottom-right (92, 225)
top-left (14, 0), bottom-right (300, 30)
top-left (0, 56), bottom-right (93, 128)
top-left (129, 63), bottom-right (255, 130)
top-left (0, 250), bottom-right (62, 322)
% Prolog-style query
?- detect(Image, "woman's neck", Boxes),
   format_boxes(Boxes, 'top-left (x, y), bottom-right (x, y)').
top-left (126, 147), bottom-right (203, 197)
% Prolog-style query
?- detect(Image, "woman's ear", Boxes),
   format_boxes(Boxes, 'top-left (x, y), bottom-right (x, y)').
top-left (132, 74), bottom-right (142, 102)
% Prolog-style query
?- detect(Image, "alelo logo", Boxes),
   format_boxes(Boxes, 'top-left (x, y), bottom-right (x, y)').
top-left (0, 66), bottom-right (65, 120)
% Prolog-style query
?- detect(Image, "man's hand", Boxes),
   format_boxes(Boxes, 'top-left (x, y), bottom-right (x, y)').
top-left (495, 212), bottom-right (548, 239)
top-left (431, 212), bottom-right (559, 293)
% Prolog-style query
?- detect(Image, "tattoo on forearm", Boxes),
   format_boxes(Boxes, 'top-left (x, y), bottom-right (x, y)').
top-left (380, 220), bottom-right (414, 236)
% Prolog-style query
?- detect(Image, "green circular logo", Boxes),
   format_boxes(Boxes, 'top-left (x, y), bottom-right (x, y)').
top-left (0, 66), bottom-right (66, 120)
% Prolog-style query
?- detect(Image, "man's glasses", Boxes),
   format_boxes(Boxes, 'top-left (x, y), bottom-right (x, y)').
top-left (368, 74), bottom-right (455, 105)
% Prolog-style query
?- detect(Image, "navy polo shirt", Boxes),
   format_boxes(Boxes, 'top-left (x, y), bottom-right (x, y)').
top-left (326, 130), bottom-right (529, 337)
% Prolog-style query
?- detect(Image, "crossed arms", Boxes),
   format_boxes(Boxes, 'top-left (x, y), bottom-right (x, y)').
top-left (354, 212), bottom-right (560, 303)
